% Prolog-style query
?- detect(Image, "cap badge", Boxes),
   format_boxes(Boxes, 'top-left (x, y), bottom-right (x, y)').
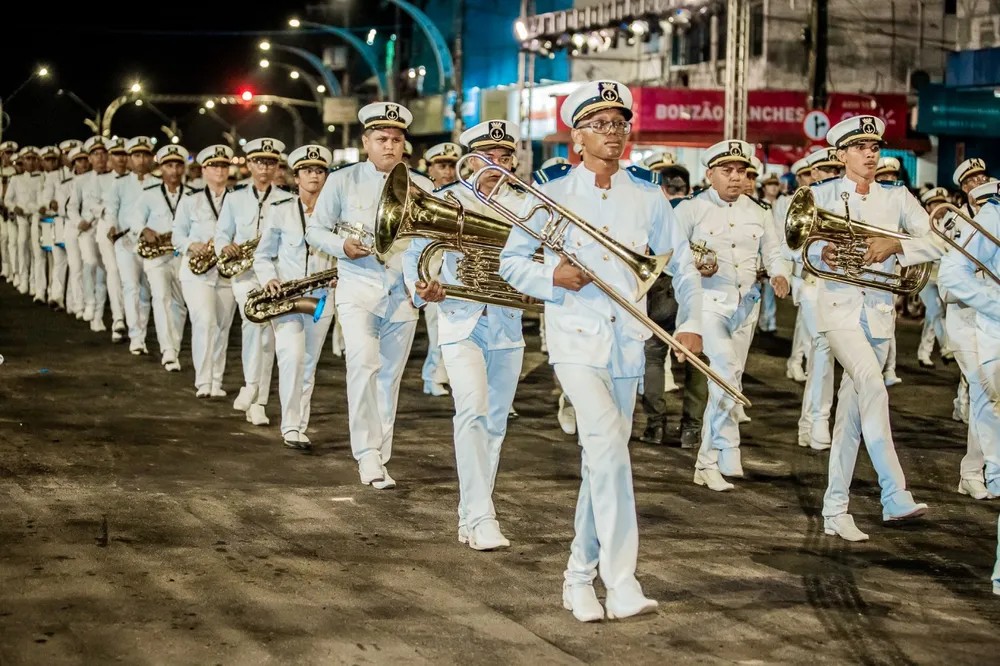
top-left (860, 116), bottom-right (877, 136)
top-left (385, 104), bottom-right (400, 121)
top-left (728, 141), bottom-right (743, 157)
top-left (443, 144), bottom-right (456, 156)
top-left (214, 146), bottom-right (228, 158)
top-left (306, 147), bottom-right (321, 160)
top-left (489, 121), bottom-right (506, 141)
top-left (598, 82), bottom-right (620, 103)
top-left (261, 139), bottom-right (274, 153)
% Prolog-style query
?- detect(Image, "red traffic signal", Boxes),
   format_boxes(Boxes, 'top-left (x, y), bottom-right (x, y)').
top-left (237, 87), bottom-right (254, 104)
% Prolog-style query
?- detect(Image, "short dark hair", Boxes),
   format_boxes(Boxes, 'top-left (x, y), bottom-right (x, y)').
top-left (660, 165), bottom-right (690, 195)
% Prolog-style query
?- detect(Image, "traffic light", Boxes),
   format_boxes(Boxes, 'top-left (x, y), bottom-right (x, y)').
top-left (237, 86), bottom-right (254, 104)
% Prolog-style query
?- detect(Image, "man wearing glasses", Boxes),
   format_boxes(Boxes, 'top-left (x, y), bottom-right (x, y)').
top-left (811, 116), bottom-right (943, 542)
top-left (215, 137), bottom-right (286, 426)
top-left (500, 80), bottom-right (703, 622)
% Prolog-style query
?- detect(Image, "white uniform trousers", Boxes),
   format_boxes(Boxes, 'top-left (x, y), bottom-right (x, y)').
top-left (78, 229), bottom-right (106, 318)
top-left (114, 241), bottom-right (151, 346)
top-left (945, 304), bottom-right (989, 482)
top-left (15, 214), bottom-right (31, 291)
top-left (63, 229), bottom-right (83, 313)
top-left (758, 281), bottom-right (777, 332)
top-left (797, 291), bottom-right (835, 436)
top-left (789, 304), bottom-right (809, 366)
top-left (440, 317), bottom-right (523, 531)
top-left (273, 304), bottom-right (334, 437)
top-left (696, 310), bottom-right (757, 470)
top-left (48, 244), bottom-right (68, 306)
top-left (823, 311), bottom-right (917, 518)
top-left (231, 276), bottom-right (275, 407)
top-left (143, 257), bottom-right (186, 359)
top-left (554, 363), bottom-right (640, 592)
top-left (29, 215), bottom-right (45, 298)
top-left (0, 218), bottom-right (8, 276)
top-left (883, 330), bottom-right (898, 375)
top-left (337, 300), bottom-right (417, 465)
top-left (974, 321), bottom-right (1000, 486)
top-left (96, 219), bottom-right (125, 325)
top-left (917, 279), bottom-right (948, 360)
top-left (421, 302), bottom-right (449, 385)
top-left (180, 277), bottom-right (236, 392)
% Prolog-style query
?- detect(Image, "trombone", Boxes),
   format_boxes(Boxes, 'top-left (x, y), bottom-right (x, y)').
top-left (453, 154), bottom-right (751, 408)
top-left (928, 203), bottom-right (1000, 285)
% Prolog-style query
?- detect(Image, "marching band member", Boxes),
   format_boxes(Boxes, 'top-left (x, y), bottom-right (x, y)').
top-left (174, 145), bottom-right (237, 398)
top-left (753, 163), bottom-right (780, 334)
top-left (215, 137), bottom-right (286, 426)
top-left (72, 136), bottom-right (118, 333)
top-left (106, 137), bottom-right (157, 355)
top-left (423, 142), bottom-right (460, 188)
top-left (4, 147), bottom-right (43, 296)
top-left (403, 120), bottom-right (525, 550)
top-left (133, 145), bottom-right (192, 372)
top-left (38, 145), bottom-right (68, 310)
top-left (781, 157), bottom-right (814, 383)
top-left (915, 186), bottom-right (952, 369)
top-left (500, 80), bottom-right (703, 621)
top-left (675, 140), bottom-right (791, 490)
top-left (47, 142), bottom-right (86, 313)
top-left (953, 158), bottom-right (990, 218)
top-left (812, 116), bottom-right (942, 542)
top-left (254, 144), bottom-right (336, 449)
top-left (874, 156), bottom-right (902, 184)
top-left (35, 146), bottom-right (62, 305)
top-left (0, 140), bottom-right (17, 283)
top-left (84, 136), bottom-right (129, 342)
top-left (307, 103), bottom-right (434, 489)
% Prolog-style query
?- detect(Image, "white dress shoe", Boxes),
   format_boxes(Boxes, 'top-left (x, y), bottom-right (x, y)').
top-left (883, 372), bottom-right (902, 387)
top-left (468, 520), bottom-right (510, 551)
top-left (557, 393), bottom-right (577, 435)
top-left (210, 387), bottom-right (227, 398)
top-left (232, 386), bottom-right (255, 412)
top-left (245, 404), bottom-right (270, 426)
top-left (562, 583), bottom-right (604, 623)
top-left (129, 343), bottom-right (148, 356)
top-left (882, 502), bottom-right (928, 523)
top-left (797, 428), bottom-right (811, 448)
top-left (693, 468), bottom-right (734, 492)
top-left (90, 318), bottom-right (107, 333)
top-left (957, 478), bottom-right (993, 500)
top-left (423, 380), bottom-right (449, 396)
top-left (810, 421), bottom-right (831, 447)
top-left (283, 430), bottom-right (310, 450)
top-left (718, 449), bottom-right (744, 477)
top-left (785, 360), bottom-right (807, 383)
top-left (605, 584), bottom-right (658, 620)
top-left (164, 360), bottom-right (181, 372)
top-left (371, 467), bottom-right (396, 490)
top-left (457, 524), bottom-right (469, 544)
top-left (111, 330), bottom-right (124, 344)
top-left (823, 514), bottom-right (869, 542)
top-left (196, 388), bottom-right (210, 398)
top-left (358, 454), bottom-right (385, 485)
top-left (82, 306), bottom-right (94, 322)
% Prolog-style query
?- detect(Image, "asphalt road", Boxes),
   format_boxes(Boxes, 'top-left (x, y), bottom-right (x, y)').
top-left (2, 281), bottom-right (998, 665)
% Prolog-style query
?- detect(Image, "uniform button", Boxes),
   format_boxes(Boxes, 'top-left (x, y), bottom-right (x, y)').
top-left (731, 243), bottom-right (736, 248)
top-left (576, 328), bottom-right (582, 333)
top-left (861, 290), bottom-right (866, 296)
top-left (610, 315), bottom-right (616, 322)
top-left (729, 223), bottom-right (734, 227)
top-left (603, 254), bottom-right (609, 261)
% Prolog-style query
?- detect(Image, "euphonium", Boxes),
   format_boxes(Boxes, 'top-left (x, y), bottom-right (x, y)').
top-left (188, 239), bottom-right (218, 275)
top-left (243, 268), bottom-right (338, 324)
top-left (373, 162), bottom-right (542, 312)
top-left (137, 232), bottom-right (175, 259)
top-left (785, 186), bottom-right (931, 296)
top-left (216, 236), bottom-right (260, 278)
top-left (928, 202), bottom-right (1000, 285)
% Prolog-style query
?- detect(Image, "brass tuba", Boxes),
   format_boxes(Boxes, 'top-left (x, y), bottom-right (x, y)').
top-left (137, 232), bottom-right (175, 259)
top-left (447, 155), bottom-right (751, 408)
top-left (217, 236), bottom-right (260, 278)
top-left (928, 202), bottom-right (1000, 285)
top-left (785, 186), bottom-right (931, 295)
top-left (373, 162), bottom-right (542, 312)
top-left (188, 239), bottom-right (218, 275)
top-left (243, 268), bottom-right (338, 324)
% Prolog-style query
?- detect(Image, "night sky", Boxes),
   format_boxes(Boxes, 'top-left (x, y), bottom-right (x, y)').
top-left (2, 1), bottom-right (402, 149)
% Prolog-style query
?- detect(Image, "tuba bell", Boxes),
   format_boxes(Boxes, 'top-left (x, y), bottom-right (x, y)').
top-left (785, 186), bottom-right (931, 295)
top-left (928, 202), bottom-right (1000, 285)
top-left (374, 162), bottom-right (542, 312)
top-left (243, 268), bottom-right (338, 324)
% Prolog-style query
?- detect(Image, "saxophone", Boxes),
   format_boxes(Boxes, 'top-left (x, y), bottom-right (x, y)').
top-left (137, 232), bottom-right (175, 259)
top-left (216, 236), bottom-right (260, 278)
top-left (188, 239), bottom-right (218, 275)
top-left (243, 268), bottom-right (339, 324)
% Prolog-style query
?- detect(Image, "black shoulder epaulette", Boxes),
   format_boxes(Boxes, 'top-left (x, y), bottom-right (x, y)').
top-left (185, 187), bottom-right (204, 196)
top-left (143, 182), bottom-right (160, 190)
top-left (878, 180), bottom-right (904, 188)
top-left (116, 172), bottom-right (129, 179)
top-left (271, 197), bottom-right (295, 206)
top-left (233, 183), bottom-right (249, 191)
top-left (531, 162), bottom-right (572, 185)
top-left (986, 197), bottom-right (1000, 208)
top-left (626, 164), bottom-right (661, 185)
top-left (31, 172), bottom-right (42, 178)
top-left (669, 195), bottom-right (692, 209)
top-left (327, 162), bottom-right (356, 175)
top-left (810, 176), bottom-right (839, 187)
top-left (749, 195), bottom-right (771, 210)
top-left (275, 184), bottom-right (292, 193)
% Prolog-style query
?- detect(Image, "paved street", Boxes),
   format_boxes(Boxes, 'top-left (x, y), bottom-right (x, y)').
top-left (2, 281), bottom-right (999, 665)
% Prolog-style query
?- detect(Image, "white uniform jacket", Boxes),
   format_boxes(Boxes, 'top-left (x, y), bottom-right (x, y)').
top-left (39, 167), bottom-right (69, 215)
top-left (105, 173), bottom-right (162, 246)
top-left (254, 194), bottom-right (334, 294)
top-left (675, 189), bottom-right (791, 321)
top-left (401, 181), bottom-right (525, 350)
top-left (498, 163), bottom-right (702, 377)
top-left (808, 176), bottom-right (943, 337)
top-left (213, 183), bottom-right (285, 279)
top-left (3, 171), bottom-right (44, 216)
top-left (133, 182), bottom-right (193, 267)
top-left (939, 199), bottom-right (1000, 328)
top-left (306, 161), bottom-right (434, 323)
top-left (173, 186), bottom-right (229, 285)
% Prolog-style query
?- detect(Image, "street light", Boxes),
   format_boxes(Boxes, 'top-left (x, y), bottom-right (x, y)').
top-left (259, 59), bottom-right (270, 68)
top-left (289, 70), bottom-right (300, 80)
top-left (317, 85), bottom-right (327, 94)
top-left (1, 65), bottom-right (52, 142)
top-left (259, 40), bottom-right (271, 51)
top-left (130, 81), bottom-right (142, 93)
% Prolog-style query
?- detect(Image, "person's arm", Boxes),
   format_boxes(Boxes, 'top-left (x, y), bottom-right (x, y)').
top-left (895, 189), bottom-right (945, 266)
top-left (498, 191), bottom-right (566, 302)
top-left (172, 194), bottom-right (195, 256)
top-left (938, 204), bottom-right (1000, 321)
top-left (305, 173), bottom-right (349, 259)
top-left (402, 237), bottom-right (434, 307)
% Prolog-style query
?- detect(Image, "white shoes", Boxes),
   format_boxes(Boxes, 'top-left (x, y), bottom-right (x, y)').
top-left (557, 393), bottom-right (577, 435)
top-left (882, 501), bottom-right (928, 523)
top-left (371, 468), bottom-right (396, 490)
top-left (423, 380), bottom-right (449, 397)
top-left (129, 343), bottom-right (148, 356)
top-left (562, 583), bottom-right (604, 622)
top-left (90, 318), bottom-right (107, 333)
top-left (809, 421), bottom-right (832, 450)
top-left (785, 359), bottom-right (807, 383)
top-left (282, 430), bottom-right (311, 451)
top-left (196, 388), bottom-right (210, 398)
top-left (718, 449), bottom-right (744, 477)
top-left (82, 305), bottom-right (94, 322)
top-left (883, 371), bottom-right (902, 387)
top-left (233, 386), bottom-right (255, 412)
top-left (358, 454), bottom-right (385, 485)
top-left (824, 514), bottom-right (869, 542)
top-left (210, 386), bottom-right (227, 398)
top-left (468, 520), bottom-right (510, 551)
top-left (245, 405), bottom-right (269, 426)
top-left (457, 524), bottom-right (469, 544)
top-left (957, 478), bottom-right (994, 500)
top-left (163, 359), bottom-right (181, 372)
top-left (605, 581), bottom-right (658, 620)
top-left (693, 468), bottom-right (734, 492)
top-left (952, 397), bottom-right (969, 424)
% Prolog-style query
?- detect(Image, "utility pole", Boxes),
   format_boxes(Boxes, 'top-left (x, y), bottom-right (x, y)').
top-left (807, 0), bottom-right (829, 109)
top-left (451, 0), bottom-right (465, 143)
top-left (723, 0), bottom-right (750, 140)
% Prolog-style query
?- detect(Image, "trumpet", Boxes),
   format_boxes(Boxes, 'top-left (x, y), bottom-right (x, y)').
top-left (188, 240), bottom-right (218, 275)
top-left (332, 222), bottom-right (377, 251)
top-left (137, 231), bottom-right (175, 259)
top-left (928, 203), bottom-right (1000, 285)
top-left (217, 236), bottom-right (260, 278)
top-left (452, 154), bottom-right (751, 408)
top-left (243, 268), bottom-right (338, 324)
top-left (785, 186), bottom-right (931, 296)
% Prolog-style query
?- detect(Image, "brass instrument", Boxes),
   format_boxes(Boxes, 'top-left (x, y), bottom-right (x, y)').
top-left (137, 232), bottom-right (175, 259)
top-left (928, 203), bottom-right (1000, 285)
top-left (188, 240), bottom-right (218, 275)
top-left (373, 162), bottom-right (542, 312)
top-left (216, 236), bottom-right (260, 278)
top-left (690, 240), bottom-right (717, 269)
top-left (785, 186), bottom-right (931, 296)
top-left (332, 222), bottom-right (377, 251)
top-left (243, 268), bottom-right (338, 324)
top-left (448, 154), bottom-right (751, 408)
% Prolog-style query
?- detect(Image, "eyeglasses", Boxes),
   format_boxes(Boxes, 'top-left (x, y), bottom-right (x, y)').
top-left (251, 157), bottom-right (279, 167)
top-left (296, 166), bottom-right (327, 176)
top-left (478, 152), bottom-right (514, 166)
top-left (578, 120), bottom-right (632, 135)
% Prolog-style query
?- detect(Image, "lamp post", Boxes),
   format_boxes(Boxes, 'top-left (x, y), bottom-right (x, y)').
top-left (287, 18), bottom-right (387, 98)
top-left (1, 65), bottom-right (51, 142)
top-left (259, 41), bottom-right (342, 97)
top-left (56, 88), bottom-right (102, 134)
top-left (258, 58), bottom-right (325, 114)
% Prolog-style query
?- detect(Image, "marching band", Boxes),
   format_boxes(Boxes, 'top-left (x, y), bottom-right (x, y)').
top-left (2, 77), bottom-right (999, 618)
